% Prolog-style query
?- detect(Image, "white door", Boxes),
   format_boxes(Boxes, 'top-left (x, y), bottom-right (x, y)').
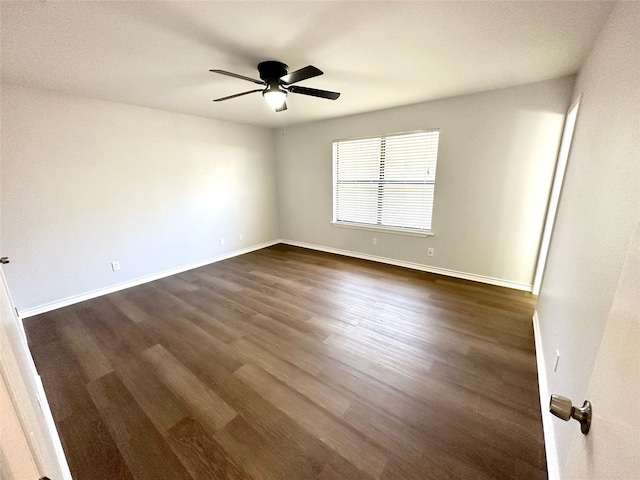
top-left (1, 182), bottom-right (70, 478)
top-left (561, 226), bottom-right (639, 479)
top-left (0, 266), bottom-right (40, 479)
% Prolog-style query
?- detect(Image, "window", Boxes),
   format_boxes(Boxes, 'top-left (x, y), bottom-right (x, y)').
top-left (333, 130), bottom-right (440, 234)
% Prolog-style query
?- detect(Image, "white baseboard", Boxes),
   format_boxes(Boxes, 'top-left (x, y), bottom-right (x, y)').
top-left (281, 239), bottom-right (532, 292)
top-left (533, 310), bottom-right (560, 480)
top-left (19, 239), bottom-right (280, 318)
top-left (21, 238), bottom-right (532, 318)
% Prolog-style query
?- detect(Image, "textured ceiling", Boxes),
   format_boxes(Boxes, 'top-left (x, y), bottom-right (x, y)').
top-left (1, 1), bottom-right (614, 128)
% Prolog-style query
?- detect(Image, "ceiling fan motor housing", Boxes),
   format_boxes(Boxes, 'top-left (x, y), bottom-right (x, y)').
top-left (258, 61), bottom-right (289, 83)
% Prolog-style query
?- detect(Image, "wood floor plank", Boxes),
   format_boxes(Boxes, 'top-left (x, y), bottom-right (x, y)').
top-left (156, 275), bottom-right (201, 293)
top-left (142, 344), bottom-right (238, 433)
top-left (151, 285), bottom-right (244, 343)
top-left (213, 375), bottom-right (377, 480)
top-left (73, 297), bottom-right (157, 362)
top-left (193, 270), bottom-right (245, 293)
top-left (378, 457), bottom-right (443, 480)
top-left (209, 268), bottom-right (334, 322)
top-left (138, 313), bottom-right (243, 378)
top-left (214, 287), bottom-right (320, 338)
top-left (173, 287), bottom-right (256, 327)
top-left (106, 291), bottom-right (152, 323)
top-left (244, 328), bottom-right (325, 376)
top-left (27, 244), bottom-right (545, 479)
top-left (214, 415), bottom-right (322, 480)
top-left (28, 337), bottom-right (95, 422)
top-left (320, 352), bottom-right (544, 469)
top-left (429, 358), bottom-right (541, 418)
top-left (234, 363), bottom-right (389, 479)
top-left (113, 353), bottom-right (191, 434)
top-left (56, 311), bottom-right (114, 381)
top-left (229, 336), bottom-right (352, 416)
top-left (23, 310), bottom-right (60, 347)
top-left (248, 268), bottom-right (314, 292)
top-left (323, 332), bottom-right (434, 379)
top-left (87, 371), bottom-right (192, 480)
top-left (215, 375), bottom-right (371, 480)
top-left (165, 417), bottom-right (251, 480)
top-left (342, 399), bottom-right (516, 480)
top-left (56, 404), bottom-right (135, 480)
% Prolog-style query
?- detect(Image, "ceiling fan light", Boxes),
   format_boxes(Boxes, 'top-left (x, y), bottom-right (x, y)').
top-left (263, 88), bottom-right (287, 109)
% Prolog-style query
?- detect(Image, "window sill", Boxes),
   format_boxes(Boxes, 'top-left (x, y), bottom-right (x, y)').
top-left (330, 221), bottom-right (434, 238)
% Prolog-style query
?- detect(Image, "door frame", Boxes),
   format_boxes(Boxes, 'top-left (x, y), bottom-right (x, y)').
top-left (533, 95), bottom-right (582, 295)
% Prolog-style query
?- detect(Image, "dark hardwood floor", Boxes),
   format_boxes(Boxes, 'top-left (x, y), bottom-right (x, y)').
top-left (25, 244), bottom-right (547, 480)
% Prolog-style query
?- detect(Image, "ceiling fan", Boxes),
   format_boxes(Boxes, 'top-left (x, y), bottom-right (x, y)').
top-left (210, 61), bottom-right (340, 112)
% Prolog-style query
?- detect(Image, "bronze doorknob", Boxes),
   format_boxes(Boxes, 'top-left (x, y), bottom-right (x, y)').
top-left (549, 394), bottom-right (592, 434)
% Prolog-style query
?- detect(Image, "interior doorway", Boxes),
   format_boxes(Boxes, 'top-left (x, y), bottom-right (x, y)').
top-left (533, 96), bottom-right (581, 295)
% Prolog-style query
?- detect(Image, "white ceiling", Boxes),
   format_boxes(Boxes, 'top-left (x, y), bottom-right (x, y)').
top-left (1, 1), bottom-right (614, 128)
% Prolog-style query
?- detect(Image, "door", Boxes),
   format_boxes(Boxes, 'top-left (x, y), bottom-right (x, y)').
top-left (0, 175), bottom-right (71, 479)
top-left (0, 266), bottom-right (40, 479)
top-left (561, 226), bottom-right (639, 479)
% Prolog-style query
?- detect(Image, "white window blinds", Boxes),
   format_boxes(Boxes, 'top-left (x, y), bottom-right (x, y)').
top-left (333, 130), bottom-right (440, 232)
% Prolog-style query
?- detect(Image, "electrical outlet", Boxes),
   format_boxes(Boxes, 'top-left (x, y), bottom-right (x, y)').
top-left (372, 237), bottom-right (377, 246)
top-left (220, 238), bottom-right (225, 246)
top-left (239, 233), bottom-right (244, 241)
top-left (111, 261), bottom-right (120, 271)
top-left (427, 248), bottom-right (434, 257)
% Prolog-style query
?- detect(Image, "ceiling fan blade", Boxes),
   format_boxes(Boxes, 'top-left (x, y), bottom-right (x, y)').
top-left (280, 65), bottom-right (323, 85)
top-left (288, 85), bottom-right (340, 100)
top-left (213, 89), bottom-right (263, 102)
top-left (209, 69), bottom-right (264, 85)
top-left (276, 101), bottom-right (287, 112)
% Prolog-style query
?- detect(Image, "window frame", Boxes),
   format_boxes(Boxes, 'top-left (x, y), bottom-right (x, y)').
top-left (331, 129), bottom-right (439, 237)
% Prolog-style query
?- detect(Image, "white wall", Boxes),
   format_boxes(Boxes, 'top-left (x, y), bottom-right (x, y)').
top-left (276, 77), bottom-right (574, 288)
top-left (1, 84), bottom-right (280, 312)
top-left (535, 1), bottom-right (639, 477)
